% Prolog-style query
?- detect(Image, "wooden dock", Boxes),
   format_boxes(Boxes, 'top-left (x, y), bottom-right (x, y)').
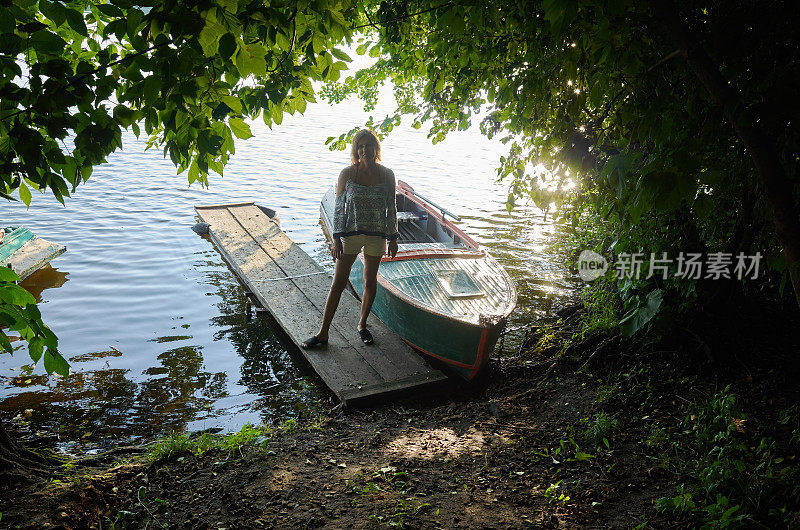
top-left (195, 202), bottom-right (448, 404)
top-left (0, 227), bottom-right (66, 280)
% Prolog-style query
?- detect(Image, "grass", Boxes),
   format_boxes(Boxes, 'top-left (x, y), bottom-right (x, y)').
top-left (580, 277), bottom-right (621, 335)
top-left (582, 411), bottom-right (619, 448)
top-left (148, 419), bottom-right (317, 463)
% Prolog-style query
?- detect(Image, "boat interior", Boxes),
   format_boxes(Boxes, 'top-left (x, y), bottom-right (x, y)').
top-left (395, 194), bottom-right (470, 249)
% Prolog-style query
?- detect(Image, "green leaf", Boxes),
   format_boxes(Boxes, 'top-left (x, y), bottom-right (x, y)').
top-left (113, 105), bottom-right (136, 127)
top-left (18, 180), bottom-right (31, 206)
top-left (217, 0), bottom-right (238, 13)
top-left (228, 117), bottom-right (252, 139)
top-left (102, 18), bottom-right (123, 39)
top-left (187, 160), bottom-right (200, 183)
top-left (312, 34), bottom-right (324, 55)
top-left (96, 4), bottom-right (124, 18)
top-left (144, 75), bottom-right (160, 102)
top-left (0, 8), bottom-right (14, 35)
top-left (218, 32), bottom-right (237, 59)
top-left (65, 7), bottom-right (88, 36)
top-left (331, 48), bottom-right (351, 62)
top-left (29, 30), bottom-right (67, 55)
top-left (235, 42), bottom-right (266, 76)
top-left (28, 336), bottom-right (44, 363)
top-left (619, 289), bottom-right (663, 337)
top-left (275, 31), bottom-right (290, 52)
top-left (271, 104), bottom-right (283, 125)
top-left (220, 95), bottom-right (242, 114)
top-left (0, 268), bottom-right (20, 282)
top-left (38, 0), bottom-right (66, 27)
top-left (0, 331), bottom-right (12, 353)
top-left (199, 10), bottom-right (225, 56)
top-left (43, 350), bottom-right (69, 377)
top-left (80, 164), bottom-right (92, 183)
top-left (18, 19), bottom-right (47, 32)
top-left (126, 8), bottom-right (144, 39)
top-left (41, 326), bottom-right (57, 350)
top-left (0, 284), bottom-right (36, 305)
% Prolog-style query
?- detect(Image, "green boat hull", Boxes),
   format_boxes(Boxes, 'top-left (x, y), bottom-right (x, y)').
top-left (349, 257), bottom-right (503, 380)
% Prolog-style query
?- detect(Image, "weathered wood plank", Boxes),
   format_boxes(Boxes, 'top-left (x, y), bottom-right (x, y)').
top-left (1, 238), bottom-right (66, 280)
top-left (339, 373), bottom-right (447, 403)
top-left (196, 201), bottom-right (256, 209)
top-left (196, 203), bottom-right (448, 403)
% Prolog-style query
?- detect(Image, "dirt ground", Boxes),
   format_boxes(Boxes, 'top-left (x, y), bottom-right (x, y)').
top-left (1, 366), bottom-right (675, 527)
top-left (2, 299), bottom-right (799, 529)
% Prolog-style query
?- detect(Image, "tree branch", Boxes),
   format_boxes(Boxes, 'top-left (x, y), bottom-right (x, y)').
top-left (267, 7), bottom-right (298, 73)
top-left (352, 2), bottom-right (454, 30)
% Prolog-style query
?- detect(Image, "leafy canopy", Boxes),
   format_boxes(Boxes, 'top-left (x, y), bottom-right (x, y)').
top-left (323, 0), bottom-right (800, 331)
top-left (1, 0), bottom-right (356, 206)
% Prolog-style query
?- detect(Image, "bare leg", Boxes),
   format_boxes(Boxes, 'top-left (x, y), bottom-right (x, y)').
top-left (316, 253), bottom-right (358, 341)
top-left (359, 254), bottom-right (382, 330)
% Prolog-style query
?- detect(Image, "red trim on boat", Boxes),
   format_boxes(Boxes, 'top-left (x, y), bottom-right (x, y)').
top-left (467, 327), bottom-right (491, 380)
top-left (399, 338), bottom-right (476, 370)
top-left (380, 248), bottom-right (483, 262)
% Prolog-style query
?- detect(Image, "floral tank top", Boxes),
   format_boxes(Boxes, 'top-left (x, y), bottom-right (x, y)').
top-left (333, 179), bottom-right (399, 240)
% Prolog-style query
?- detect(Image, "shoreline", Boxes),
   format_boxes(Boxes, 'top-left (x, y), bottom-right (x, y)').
top-left (3, 298), bottom-right (799, 528)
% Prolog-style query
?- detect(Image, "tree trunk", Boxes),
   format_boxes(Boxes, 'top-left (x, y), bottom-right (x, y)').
top-left (652, 0), bottom-right (800, 309)
top-left (0, 416), bottom-right (51, 482)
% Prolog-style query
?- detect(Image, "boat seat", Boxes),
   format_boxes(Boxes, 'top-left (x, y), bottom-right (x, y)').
top-left (397, 211), bottom-right (427, 222)
top-left (397, 222), bottom-right (435, 243)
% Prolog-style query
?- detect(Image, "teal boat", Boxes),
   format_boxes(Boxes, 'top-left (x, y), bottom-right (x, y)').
top-left (320, 180), bottom-right (517, 381)
top-left (0, 227), bottom-right (66, 280)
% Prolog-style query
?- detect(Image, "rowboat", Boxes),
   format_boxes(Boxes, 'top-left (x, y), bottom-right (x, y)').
top-left (0, 226), bottom-right (66, 281)
top-left (320, 180), bottom-right (517, 381)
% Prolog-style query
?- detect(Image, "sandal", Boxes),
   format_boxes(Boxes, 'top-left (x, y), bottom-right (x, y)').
top-left (358, 328), bottom-right (374, 345)
top-left (301, 335), bottom-right (328, 349)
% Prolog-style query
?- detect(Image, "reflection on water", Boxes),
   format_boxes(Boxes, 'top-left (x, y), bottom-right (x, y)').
top-left (0, 91), bottom-right (578, 451)
top-left (2, 270), bottom-right (325, 450)
top-left (20, 266), bottom-right (69, 302)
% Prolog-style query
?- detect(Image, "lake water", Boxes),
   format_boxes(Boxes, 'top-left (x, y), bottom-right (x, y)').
top-left (0, 93), bottom-right (578, 451)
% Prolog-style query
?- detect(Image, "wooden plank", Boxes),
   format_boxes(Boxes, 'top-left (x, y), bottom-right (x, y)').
top-left (198, 207), bottom-right (383, 394)
top-left (195, 201), bottom-right (255, 210)
top-left (339, 373), bottom-right (446, 403)
top-left (196, 203), bottom-right (447, 403)
top-left (228, 205), bottom-right (435, 380)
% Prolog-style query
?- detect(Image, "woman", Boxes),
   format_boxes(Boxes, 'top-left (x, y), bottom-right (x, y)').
top-left (302, 129), bottom-right (399, 348)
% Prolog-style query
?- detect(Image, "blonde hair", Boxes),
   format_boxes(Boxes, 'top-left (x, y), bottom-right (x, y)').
top-left (350, 129), bottom-right (381, 165)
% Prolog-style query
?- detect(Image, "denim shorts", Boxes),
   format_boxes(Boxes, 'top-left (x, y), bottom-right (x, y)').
top-left (341, 234), bottom-right (386, 257)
